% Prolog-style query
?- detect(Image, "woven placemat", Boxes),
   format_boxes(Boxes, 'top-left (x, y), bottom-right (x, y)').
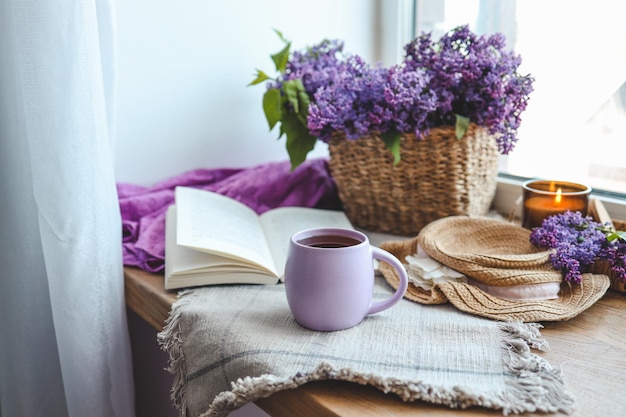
top-left (158, 280), bottom-right (574, 417)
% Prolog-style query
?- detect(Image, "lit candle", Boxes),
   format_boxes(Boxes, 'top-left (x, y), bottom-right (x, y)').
top-left (522, 180), bottom-right (591, 229)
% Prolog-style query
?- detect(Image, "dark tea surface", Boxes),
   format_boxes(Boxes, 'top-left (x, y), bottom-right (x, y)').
top-left (297, 235), bottom-right (362, 248)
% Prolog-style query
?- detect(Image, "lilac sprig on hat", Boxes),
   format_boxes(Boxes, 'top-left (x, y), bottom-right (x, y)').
top-left (530, 211), bottom-right (626, 284)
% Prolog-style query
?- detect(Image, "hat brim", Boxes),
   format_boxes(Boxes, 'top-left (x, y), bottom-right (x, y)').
top-left (419, 216), bottom-right (563, 286)
top-left (379, 226), bottom-right (610, 322)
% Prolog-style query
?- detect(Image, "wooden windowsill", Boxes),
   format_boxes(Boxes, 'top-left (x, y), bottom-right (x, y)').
top-left (124, 266), bottom-right (626, 417)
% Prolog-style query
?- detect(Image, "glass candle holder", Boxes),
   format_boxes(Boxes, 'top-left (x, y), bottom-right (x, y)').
top-left (522, 180), bottom-right (591, 229)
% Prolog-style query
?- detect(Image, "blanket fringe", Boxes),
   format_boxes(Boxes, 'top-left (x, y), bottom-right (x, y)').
top-left (496, 322), bottom-right (575, 416)
top-left (199, 322), bottom-right (574, 417)
top-left (157, 290), bottom-right (193, 417)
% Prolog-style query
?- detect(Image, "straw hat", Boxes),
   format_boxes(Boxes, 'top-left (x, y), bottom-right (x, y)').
top-left (380, 216), bottom-right (610, 322)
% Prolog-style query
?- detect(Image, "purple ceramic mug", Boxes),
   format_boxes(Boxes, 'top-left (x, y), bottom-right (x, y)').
top-left (284, 228), bottom-right (408, 331)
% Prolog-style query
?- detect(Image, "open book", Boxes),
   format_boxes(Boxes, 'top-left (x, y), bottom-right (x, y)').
top-left (165, 186), bottom-right (353, 289)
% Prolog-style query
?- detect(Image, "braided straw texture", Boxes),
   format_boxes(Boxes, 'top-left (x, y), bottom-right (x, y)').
top-left (328, 124), bottom-right (499, 235)
top-left (418, 216), bottom-right (562, 286)
top-left (434, 274), bottom-right (609, 322)
top-left (379, 218), bottom-right (611, 322)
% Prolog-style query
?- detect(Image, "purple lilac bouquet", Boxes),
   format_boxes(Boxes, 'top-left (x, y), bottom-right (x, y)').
top-left (530, 211), bottom-right (626, 284)
top-left (251, 26), bottom-right (534, 169)
top-left (402, 25), bottom-right (534, 154)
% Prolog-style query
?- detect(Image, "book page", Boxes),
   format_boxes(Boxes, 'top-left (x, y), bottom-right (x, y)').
top-left (166, 207), bottom-right (264, 274)
top-left (259, 207), bottom-right (353, 278)
top-left (175, 187), bottom-right (277, 275)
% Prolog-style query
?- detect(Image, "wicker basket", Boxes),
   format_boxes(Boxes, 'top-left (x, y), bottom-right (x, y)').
top-left (328, 123), bottom-right (499, 236)
top-left (587, 200), bottom-right (626, 293)
top-left (590, 218), bottom-right (626, 293)
top-left (591, 260), bottom-right (625, 293)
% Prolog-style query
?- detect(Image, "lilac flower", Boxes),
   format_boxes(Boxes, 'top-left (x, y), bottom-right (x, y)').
top-left (252, 27), bottom-right (535, 169)
top-left (530, 211), bottom-right (626, 284)
top-left (308, 57), bottom-right (398, 141)
top-left (383, 65), bottom-right (438, 137)
top-left (307, 25), bottom-right (533, 151)
top-left (403, 25), bottom-right (534, 153)
top-left (282, 39), bottom-right (347, 98)
top-left (308, 59), bottom-right (439, 141)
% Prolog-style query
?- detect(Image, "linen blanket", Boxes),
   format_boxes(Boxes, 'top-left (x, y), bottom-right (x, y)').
top-left (158, 277), bottom-right (575, 417)
top-left (117, 158), bottom-right (341, 273)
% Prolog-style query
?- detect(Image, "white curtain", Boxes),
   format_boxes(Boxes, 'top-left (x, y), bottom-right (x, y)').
top-left (0, 1), bottom-right (135, 416)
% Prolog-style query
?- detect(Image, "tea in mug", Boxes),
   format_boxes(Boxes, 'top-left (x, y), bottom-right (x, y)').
top-left (297, 234), bottom-right (362, 248)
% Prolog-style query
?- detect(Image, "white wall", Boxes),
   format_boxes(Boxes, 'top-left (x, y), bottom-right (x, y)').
top-left (114, 0), bottom-right (380, 185)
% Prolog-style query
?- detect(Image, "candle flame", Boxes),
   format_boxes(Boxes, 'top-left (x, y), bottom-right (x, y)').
top-left (555, 188), bottom-right (562, 204)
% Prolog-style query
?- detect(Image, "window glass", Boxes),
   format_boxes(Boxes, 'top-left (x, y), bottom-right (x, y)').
top-left (415, 0), bottom-right (626, 195)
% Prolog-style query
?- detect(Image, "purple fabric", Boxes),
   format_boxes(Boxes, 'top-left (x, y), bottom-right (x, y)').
top-left (117, 158), bottom-right (341, 273)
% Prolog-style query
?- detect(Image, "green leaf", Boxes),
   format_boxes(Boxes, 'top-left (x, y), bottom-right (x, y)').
top-left (280, 111), bottom-right (317, 170)
top-left (271, 29), bottom-right (290, 72)
top-left (271, 42), bottom-right (291, 73)
top-left (607, 230), bottom-right (626, 242)
top-left (282, 79), bottom-right (303, 114)
top-left (295, 86), bottom-right (311, 125)
top-left (381, 130), bottom-right (402, 166)
top-left (262, 89), bottom-right (282, 131)
top-left (248, 69), bottom-right (271, 86)
top-left (282, 79), bottom-right (310, 125)
top-left (455, 114), bottom-right (470, 140)
top-left (273, 28), bottom-right (287, 43)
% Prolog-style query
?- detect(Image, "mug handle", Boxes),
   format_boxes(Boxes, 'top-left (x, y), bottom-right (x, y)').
top-left (366, 247), bottom-right (409, 315)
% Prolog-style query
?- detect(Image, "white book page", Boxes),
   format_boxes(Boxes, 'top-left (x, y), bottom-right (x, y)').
top-left (175, 187), bottom-right (277, 275)
top-left (260, 207), bottom-right (353, 278)
top-left (166, 206), bottom-right (263, 274)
